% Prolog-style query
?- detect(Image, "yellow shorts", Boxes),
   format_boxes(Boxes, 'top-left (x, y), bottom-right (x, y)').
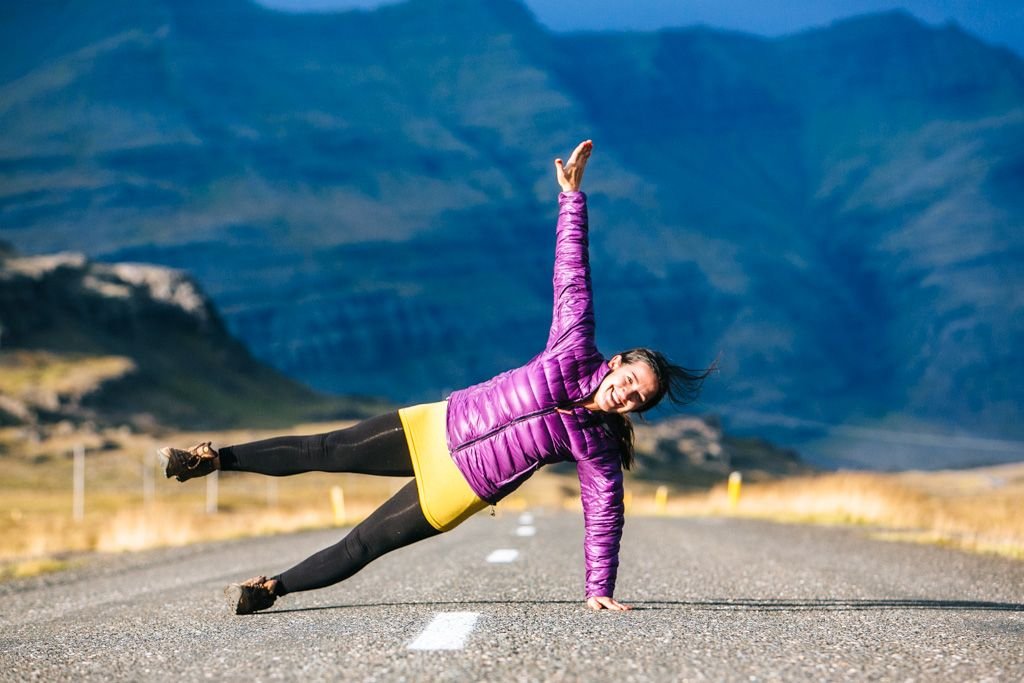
top-left (398, 401), bottom-right (488, 532)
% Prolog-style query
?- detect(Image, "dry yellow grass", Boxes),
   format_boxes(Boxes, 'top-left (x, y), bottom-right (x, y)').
top-left (647, 466), bottom-right (1024, 559)
top-left (0, 420), bottom-right (404, 574)
top-left (1, 418), bottom-right (630, 576)
top-left (2, 417), bottom-right (1021, 577)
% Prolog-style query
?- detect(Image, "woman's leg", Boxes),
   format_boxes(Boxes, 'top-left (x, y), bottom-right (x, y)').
top-left (272, 480), bottom-right (439, 595)
top-left (218, 411), bottom-right (412, 477)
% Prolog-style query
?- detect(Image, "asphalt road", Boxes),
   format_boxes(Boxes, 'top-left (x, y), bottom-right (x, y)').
top-left (2, 512), bottom-right (1022, 682)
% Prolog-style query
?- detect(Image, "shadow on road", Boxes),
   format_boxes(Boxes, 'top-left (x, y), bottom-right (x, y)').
top-left (264, 598), bottom-right (1024, 615)
top-left (630, 599), bottom-right (1024, 612)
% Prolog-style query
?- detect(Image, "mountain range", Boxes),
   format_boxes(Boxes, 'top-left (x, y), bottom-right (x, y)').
top-left (2, 0), bottom-right (1022, 467)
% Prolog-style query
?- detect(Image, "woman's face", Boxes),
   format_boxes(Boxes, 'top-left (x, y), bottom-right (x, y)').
top-left (591, 355), bottom-right (659, 414)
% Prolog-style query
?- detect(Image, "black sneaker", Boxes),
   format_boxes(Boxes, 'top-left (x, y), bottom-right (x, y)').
top-left (225, 575), bottom-right (277, 615)
top-left (159, 441), bottom-right (219, 482)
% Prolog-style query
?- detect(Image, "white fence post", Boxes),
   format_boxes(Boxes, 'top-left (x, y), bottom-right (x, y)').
top-left (72, 444), bottom-right (84, 522)
top-left (267, 478), bottom-right (278, 509)
top-left (206, 470), bottom-right (218, 514)
top-left (142, 446), bottom-right (155, 506)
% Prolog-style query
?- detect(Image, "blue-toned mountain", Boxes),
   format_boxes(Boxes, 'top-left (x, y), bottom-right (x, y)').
top-left (2, 0), bottom-right (1022, 467)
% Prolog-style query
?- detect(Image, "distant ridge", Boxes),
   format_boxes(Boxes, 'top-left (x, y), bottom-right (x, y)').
top-left (0, 246), bottom-right (383, 430)
top-left (1, 1), bottom-right (1022, 467)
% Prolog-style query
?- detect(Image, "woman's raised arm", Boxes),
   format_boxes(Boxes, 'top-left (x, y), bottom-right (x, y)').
top-left (546, 140), bottom-right (598, 353)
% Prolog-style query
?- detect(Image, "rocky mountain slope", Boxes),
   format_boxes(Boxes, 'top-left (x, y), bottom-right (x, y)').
top-left (1, 0), bottom-right (1022, 467)
top-left (0, 243), bottom-right (381, 431)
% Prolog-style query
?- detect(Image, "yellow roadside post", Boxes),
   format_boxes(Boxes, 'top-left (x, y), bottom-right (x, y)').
top-left (728, 471), bottom-right (743, 509)
top-left (330, 486), bottom-right (346, 525)
top-left (654, 485), bottom-right (668, 515)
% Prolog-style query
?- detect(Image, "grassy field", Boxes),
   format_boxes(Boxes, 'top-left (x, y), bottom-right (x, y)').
top-left (659, 465), bottom-right (1024, 560)
top-left (2, 420), bottom-right (1022, 580)
top-left (0, 421), bottom-right (396, 571)
top-left (0, 420), bottom-right (651, 577)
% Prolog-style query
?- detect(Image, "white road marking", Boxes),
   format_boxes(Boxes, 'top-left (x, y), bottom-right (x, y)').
top-left (408, 612), bottom-right (479, 650)
top-left (518, 513), bottom-right (534, 525)
top-left (515, 526), bottom-right (536, 537)
top-left (486, 548), bottom-right (519, 563)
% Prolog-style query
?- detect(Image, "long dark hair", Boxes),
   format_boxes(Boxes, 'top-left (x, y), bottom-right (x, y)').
top-left (604, 348), bottom-right (718, 470)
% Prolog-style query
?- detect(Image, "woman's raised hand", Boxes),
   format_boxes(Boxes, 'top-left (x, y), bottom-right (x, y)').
top-left (555, 139), bottom-right (593, 192)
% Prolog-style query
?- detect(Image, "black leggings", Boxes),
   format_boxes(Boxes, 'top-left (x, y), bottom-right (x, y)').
top-left (219, 412), bottom-right (441, 595)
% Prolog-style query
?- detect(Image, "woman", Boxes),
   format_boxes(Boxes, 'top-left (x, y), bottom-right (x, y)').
top-left (161, 140), bottom-right (712, 615)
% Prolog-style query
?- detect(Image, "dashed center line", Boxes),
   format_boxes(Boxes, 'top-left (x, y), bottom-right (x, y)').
top-left (515, 525), bottom-right (536, 537)
top-left (518, 512), bottom-right (534, 525)
top-left (486, 548), bottom-right (519, 563)
top-left (408, 612), bottom-right (479, 650)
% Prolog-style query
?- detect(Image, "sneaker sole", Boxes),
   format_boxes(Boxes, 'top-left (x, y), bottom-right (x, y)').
top-left (224, 584), bottom-right (246, 615)
top-left (157, 447), bottom-right (173, 478)
top-left (160, 447), bottom-right (212, 482)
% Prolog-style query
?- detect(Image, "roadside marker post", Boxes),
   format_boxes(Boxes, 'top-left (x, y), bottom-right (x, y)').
top-left (728, 471), bottom-right (743, 509)
top-left (654, 485), bottom-right (668, 514)
top-left (330, 486), bottom-right (346, 525)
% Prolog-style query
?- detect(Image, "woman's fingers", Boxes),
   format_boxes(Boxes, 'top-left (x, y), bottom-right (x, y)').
top-left (586, 596), bottom-right (632, 611)
top-left (554, 158), bottom-right (571, 191)
top-left (555, 141), bottom-right (593, 191)
top-left (598, 597), bottom-right (629, 611)
top-left (566, 140), bottom-right (592, 168)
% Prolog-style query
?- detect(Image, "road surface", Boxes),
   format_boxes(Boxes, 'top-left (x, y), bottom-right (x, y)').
top-left (2, 512), bottom-right (1022, 681)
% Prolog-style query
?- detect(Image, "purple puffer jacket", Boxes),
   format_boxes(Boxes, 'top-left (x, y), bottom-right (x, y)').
top-left (446, 191), bottom-right (625, 599)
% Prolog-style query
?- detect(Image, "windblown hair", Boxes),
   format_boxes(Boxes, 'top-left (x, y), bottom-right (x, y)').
top-left (604, 348), bottom-right (718, 471)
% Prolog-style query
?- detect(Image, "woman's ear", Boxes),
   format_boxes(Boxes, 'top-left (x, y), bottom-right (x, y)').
top-left (609, 354), bottom-right (622, 369)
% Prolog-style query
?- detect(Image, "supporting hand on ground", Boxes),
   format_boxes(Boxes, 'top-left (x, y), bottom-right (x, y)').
top-left (587, 595), bottom-right (631, 611)
top-left (555, 139), bottom-right (593, 192)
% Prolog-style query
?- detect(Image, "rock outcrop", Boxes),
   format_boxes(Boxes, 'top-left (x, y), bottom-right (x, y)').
top-left (633, 415), bottom-right (811, 484)
top-left (0, 248), bottom-right (378, 431)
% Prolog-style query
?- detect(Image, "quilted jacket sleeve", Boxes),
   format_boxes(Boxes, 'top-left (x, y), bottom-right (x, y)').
top-left (545, 191), bottom-right (595, 353)
top-left (576, 450), bottom-right (624, 598)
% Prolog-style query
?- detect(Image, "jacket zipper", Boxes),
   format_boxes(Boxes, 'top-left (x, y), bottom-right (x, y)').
top-left (450, 405), bottom-right (561, 454)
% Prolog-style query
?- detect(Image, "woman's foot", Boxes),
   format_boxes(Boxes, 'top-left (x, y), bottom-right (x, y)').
top-left (225, 576), bottom-right (279, 615)
top-left (159, 441), bottom-right (220, 482)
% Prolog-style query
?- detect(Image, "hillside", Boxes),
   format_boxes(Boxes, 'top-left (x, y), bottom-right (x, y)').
top-left (0, 244), bottom-right (383, 431)
top-left (1, 1), bottom-right (1022, 467)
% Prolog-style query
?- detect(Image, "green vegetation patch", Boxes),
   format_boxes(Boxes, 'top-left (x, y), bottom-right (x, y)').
top-left (0, 351), bottom-right (136, 399)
